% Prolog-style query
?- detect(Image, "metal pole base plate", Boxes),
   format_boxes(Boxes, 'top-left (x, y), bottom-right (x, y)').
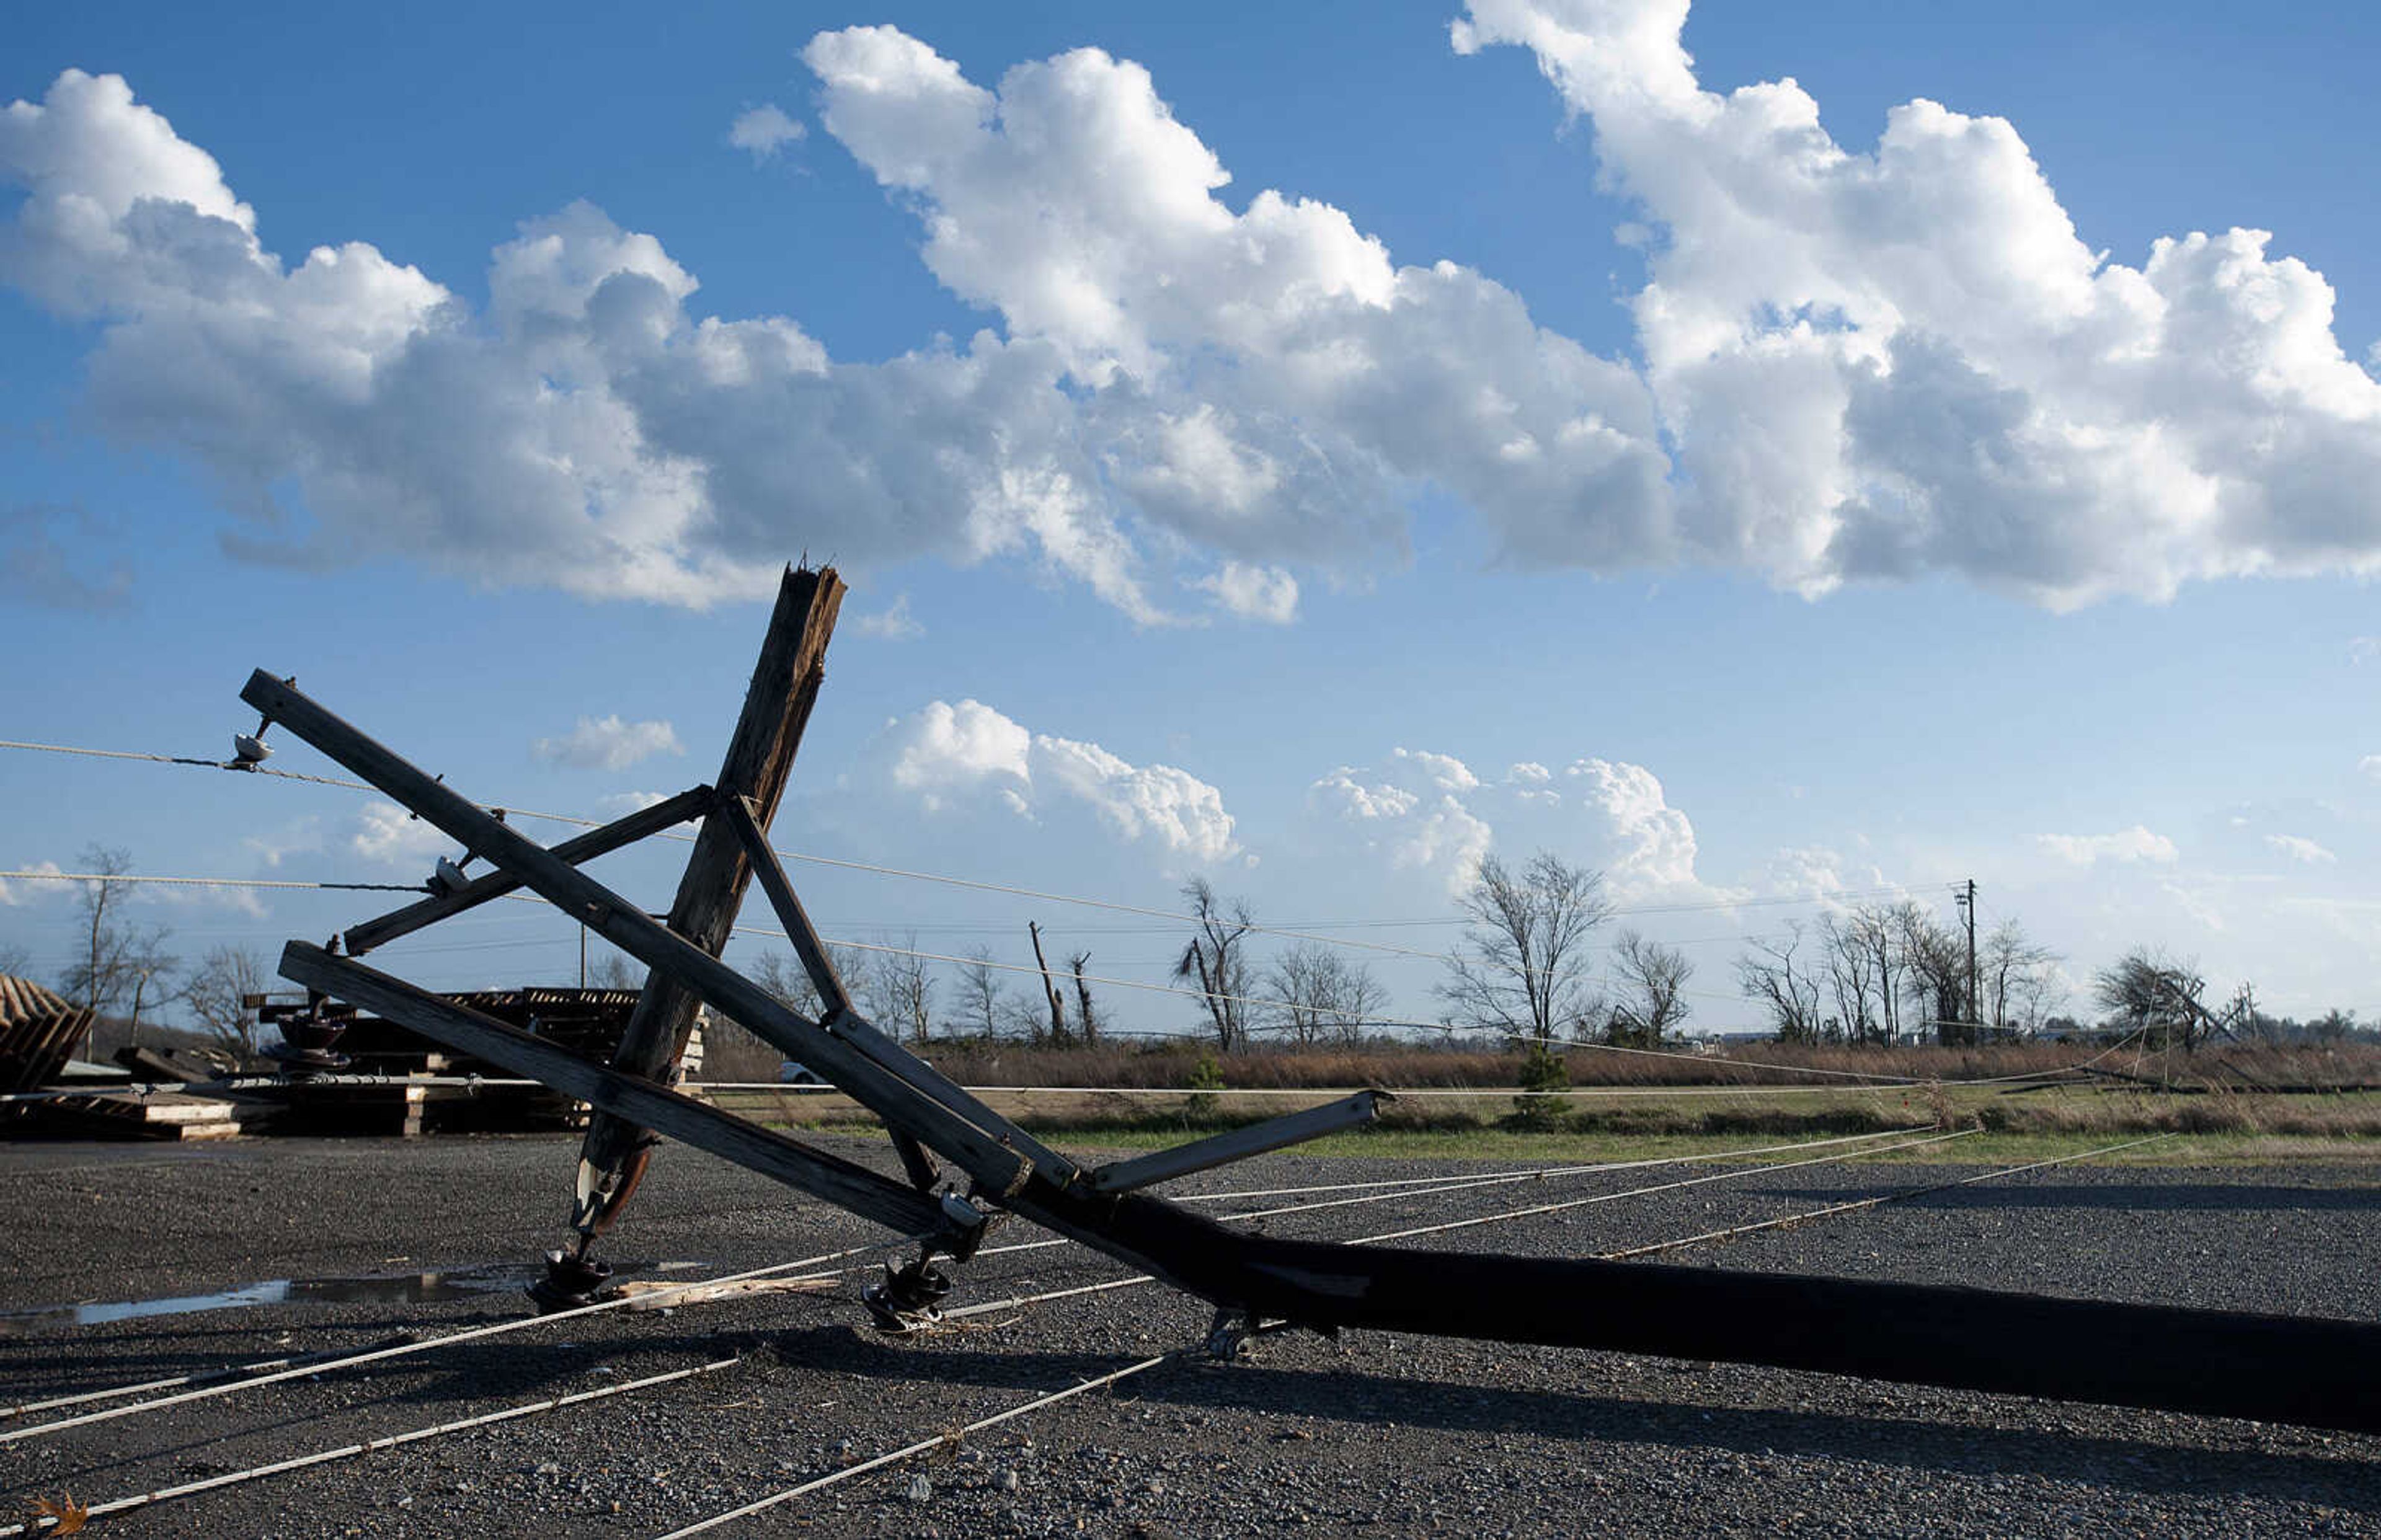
top-left (528, 1249), bottom-right (615, 1313)
top-left (862, 1259), bottom-right (952, 1333)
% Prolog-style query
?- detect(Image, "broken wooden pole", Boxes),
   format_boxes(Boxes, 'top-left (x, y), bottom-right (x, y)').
top-left (576, 566), bottom-right (843, 1241)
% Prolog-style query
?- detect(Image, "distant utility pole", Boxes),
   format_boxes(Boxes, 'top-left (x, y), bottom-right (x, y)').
top-left (1956, 879), bottom-right (1979, 1036)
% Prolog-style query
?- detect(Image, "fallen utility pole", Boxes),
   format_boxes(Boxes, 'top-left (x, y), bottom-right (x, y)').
top-left (246, 569), bottom-right (2381, 1434)
top-left (554, 567), bottom-right (846, 1304)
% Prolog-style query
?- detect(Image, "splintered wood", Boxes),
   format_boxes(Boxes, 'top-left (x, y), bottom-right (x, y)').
top-left (614, 1275), bottom-right (839, 1311)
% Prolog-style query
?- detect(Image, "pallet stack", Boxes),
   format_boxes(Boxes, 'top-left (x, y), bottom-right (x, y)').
top-left (29, 1090), bottom-right (249, 1141)
top-left (3, 975), bottom-right (259, 1139)
top-left (0, 974), bottom-right (92, 1094)
top-left (270, 988), bottom-right (705, 1136)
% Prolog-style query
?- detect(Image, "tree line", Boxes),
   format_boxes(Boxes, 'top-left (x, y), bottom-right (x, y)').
top-left (1733, 902), bottom-right (2059, 1047)
top-left (15, 843), bottom-right (2368, 1063)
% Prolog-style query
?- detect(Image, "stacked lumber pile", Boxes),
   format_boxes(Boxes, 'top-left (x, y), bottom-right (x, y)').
top-left (5, 975), bottom-right (255, 1139)
top-left (272, 988), bottom-right (704, 1136)
top-left (30, 1090), bottom-right (250, 1141)
top-left (0, 975), bottom-right (91, 1094)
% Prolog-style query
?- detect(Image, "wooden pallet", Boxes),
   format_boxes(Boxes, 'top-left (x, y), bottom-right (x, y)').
top-left (0, 975), bottom-right (93, 1094)
top-left (32, 1091), bottom-right (250, 1141)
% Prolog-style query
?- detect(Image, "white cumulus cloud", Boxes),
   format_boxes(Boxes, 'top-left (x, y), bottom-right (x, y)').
top-left (1308, 744), bottom-right (1720, 900)
top-left (350, 801), bottom-right (455, 867)
top-left (532, 715), bottom-right (686, 771)
top-left (1190, 561), bottom-right (1299, 624)
top-left (0, 858), bottom-right (65, 907)
top-left (727, 104), bottom-right (805, 161)
top-left (2035, 825), bottom-right (2179, 865)
top-left (883, 699), bottom-right (1237, 862)
top-left (1311, 755), bottom-right (1494, 892)
top-left (1453, 0), bottom-right (2381, 603)
top-left (9, 10), bottom-right (2380, 616)
top-left (853, 592), bottom-right (924, 640)
top-left (1564, 757), bottom-right (1700, 895)
top-left (2266, 833), bottom-right (2337, 865)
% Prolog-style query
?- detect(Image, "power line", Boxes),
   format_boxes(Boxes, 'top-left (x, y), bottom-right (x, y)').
top-left (0, 735), bottom-right (1950, 968)
top-left (0, 1358), bottom-right (745, 1539)
top-left (0, 738), bottom-right (370, 791)
top-left (0, 869), bottom-right (422, 893)
top-left (654, 1355), bottom-right (1176, 1538)
top-left (0, 738), bottom-right (2010, 1081)
top-left (0, 1237), bottom-right (913, 1446)
top-left (1595, 1133), bottom-right (2176, 1261)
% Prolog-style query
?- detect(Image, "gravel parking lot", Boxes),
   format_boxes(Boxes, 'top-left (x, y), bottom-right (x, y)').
top-left (3, 1134), bottom-right (2378, 1538)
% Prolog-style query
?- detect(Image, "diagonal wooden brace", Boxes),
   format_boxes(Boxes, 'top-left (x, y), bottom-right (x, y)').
top-left (1090, 1091), bottom-right (1387, 1193)
top-left (340, 784), bottom-right (716, 957)
top-left (716, 792), bottom-right (1078, 1184)
top-left (241, 666), bottom-right (1044, 1200)
top-left (278, 940), bottom-right (970, 1243)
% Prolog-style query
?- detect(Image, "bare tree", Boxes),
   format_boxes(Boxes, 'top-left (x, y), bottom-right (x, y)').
top-left (60, 843), bottom-right (133, 1018)
top-left (1066, 951), bottom-right (1102, 1045)
top-left (1979, 919), bottom-right (2063, 1036)
top-left (58, 845), bottom-right (177, 1050)
top-left (831, 941), bottom-right (886, 1021)
top-left (1174, 878), bottom-right (1255, 1052)
top-left (956, 947), bottom-right (1005, 1039)
top-left (1822, 905), bottom-right (1913, 1044)
top-left (1266, 944), bottom-right (1387, 1046)
top-left (1809, 900), bottom-right (1967, 1045)
top-left (120, 932), bottom-right (179, 1047)
top-left (1607, 930), bottom-right (1692, 1048)
top-left (750, 949), bottom-right (823, 1017)
top-left (1814, 909), bottom-right (1878, 1043)
top-left (2093, 947), bottom-right (2220, 1051)
top-left (0, 940), bottom-right (29, 979)
top-left (998, 991), bottom-right (1051, 1047)
top-left (1894, 904), bottom-right (1969, 1044)
top-left (1736, 921), bottom-right (1826, 1043)
top-left (182, 944), bottom-right (267, 1058)
top-left (876, 933), bottom-right (934, 1045)
top-left (587, 948), bottom-right (645, 991)
top-left (1437, 852), bottom-right (1610, 1042)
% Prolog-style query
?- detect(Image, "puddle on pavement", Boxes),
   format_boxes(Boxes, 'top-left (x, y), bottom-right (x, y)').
top-left (0, 1259), bottom-right (710, 1333)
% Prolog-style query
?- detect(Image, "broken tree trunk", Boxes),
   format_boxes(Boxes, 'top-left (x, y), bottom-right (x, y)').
top-left (1029, 921), bottom-right (1067, 1047)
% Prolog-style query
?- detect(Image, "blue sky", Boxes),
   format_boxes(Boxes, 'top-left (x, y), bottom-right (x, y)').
top-left (4, 1), bottom-right (2378, 1033)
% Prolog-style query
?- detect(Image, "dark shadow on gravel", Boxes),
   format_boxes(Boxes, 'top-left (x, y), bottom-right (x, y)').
top-left (766, 1323), bottom-right (1166, 1392)
top-left (745, 1329), bottom-right (2381, 1510)
top-left (1145, 1362), bottom-right (2381, 1510)
top-left (1752, 1182), bottom-right (2381, 1212)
